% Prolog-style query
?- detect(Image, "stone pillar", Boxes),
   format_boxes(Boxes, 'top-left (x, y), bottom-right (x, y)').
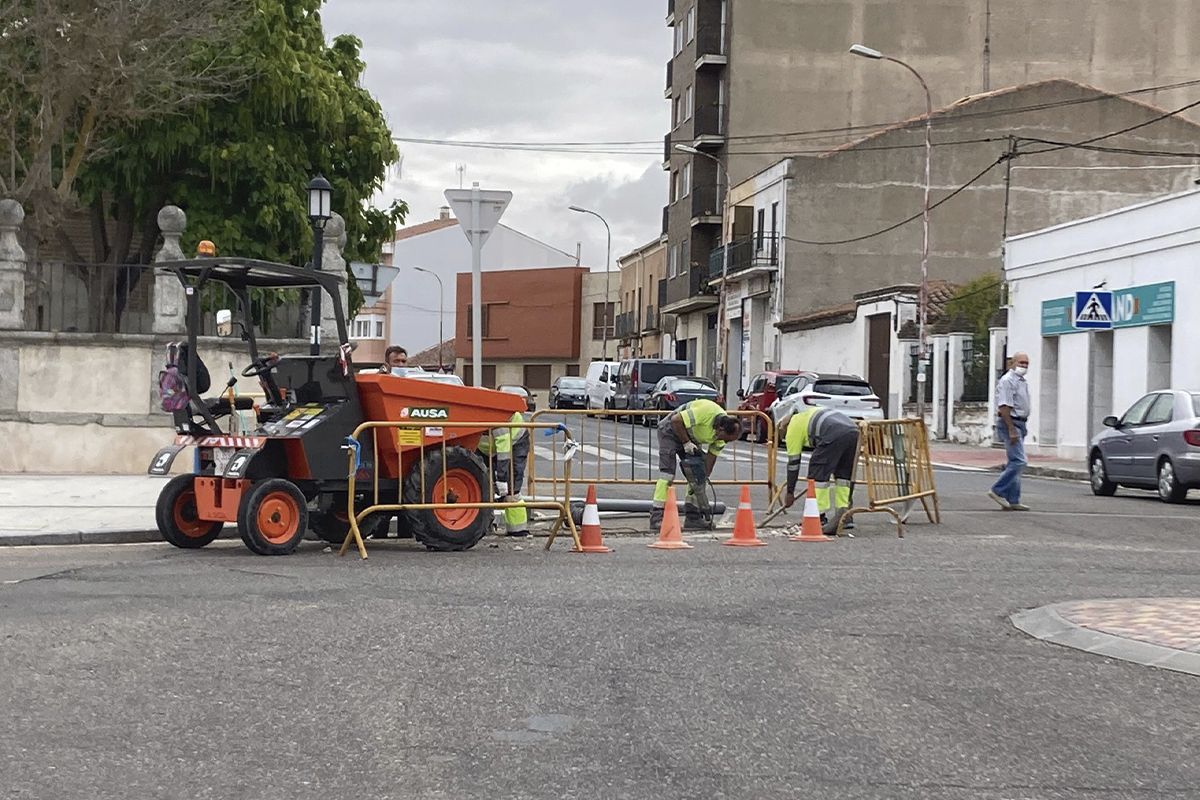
top-left (152, 205), bottom-right (188, 335)
top-left (931, 333), bottom-right (950, 439)
top-left (320, 212), bottom-right (349, 345)
top-left (987, 323), bottom-right (1009, 429)
top-left (0, 199), bottom-right (26, 330)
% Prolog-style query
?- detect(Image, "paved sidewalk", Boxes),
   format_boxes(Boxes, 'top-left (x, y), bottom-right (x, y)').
top-left (1012, 598), bottom-right (1200, 677)
top-left (930, 441), bottom-right (1087, 480)
top-left (0, 475), bottom-right (168, 545)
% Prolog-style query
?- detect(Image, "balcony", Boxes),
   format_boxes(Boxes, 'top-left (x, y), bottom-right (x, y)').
top-left (690, 183), bottom-right (722, 227)
top-left (665, 59), bottom-right (673, 99)
top-left (663, 133), bottom-right (672, 169)
top-left (615, 311), bottom-right (637, 340)
top-left (643, 305), bottom-right (659, 333)
top-left (657, 278), bottom-right (667, 308)
top-left (661, 205), bottom-right (670, 235)
top-left (708, 234), bottom-right (780, 282)
top-left (695, 22), bottom-right (727, 69)
top-left (662, 266), bottom-right (719, 314)
top-left (692, 102), bottom-right (725, 148)
top-left (666, 0), bottom-right (675, 25)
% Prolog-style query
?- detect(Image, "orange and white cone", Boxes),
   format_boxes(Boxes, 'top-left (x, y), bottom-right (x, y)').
top-left (789, 478), bottom-right (831, 543)
top-left (649, 485), bottom-right (693, 550)
top-left (723, 485), bottom-right (766, 547)
top-left (574, 484), bottom-right (612, 554)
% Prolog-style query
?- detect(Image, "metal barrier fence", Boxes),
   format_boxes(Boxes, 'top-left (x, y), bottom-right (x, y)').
top-left (844, 418), bottom-right (940, 536)
top-left (527, 408), bottom-right (782, 510)
top-left (339, 420), bottom-right (582, 560)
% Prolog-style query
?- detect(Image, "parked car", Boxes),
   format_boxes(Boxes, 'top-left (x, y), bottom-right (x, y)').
top-left (1089, 389), bottom-right (1200, 503)
top-left (584, 361), bottom-right (619, 415)
top-left (549, 376), bottom-right (587, 409)
top-left (737, 370), bottom-right (804, 442)
top-left (613, 358), bottom-right (691, 422)
top-left (649, 376), bottom-right (721, 414)
top-left (498, 384), bottom-right (536, 412)
top-left (770, 373), bottom-right (884, 441)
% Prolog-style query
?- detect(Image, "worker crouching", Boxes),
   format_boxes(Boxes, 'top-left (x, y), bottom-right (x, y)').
top-left (478, 412), bottom-right (530, 536)
top-left (651, 399), bottom-right (742, 532)
top-left (782, 407), bottom-right (859, 534)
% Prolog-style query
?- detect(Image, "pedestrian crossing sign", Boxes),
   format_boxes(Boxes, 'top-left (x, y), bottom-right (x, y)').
top-left (1073, 290), bottom-right (1113, 330)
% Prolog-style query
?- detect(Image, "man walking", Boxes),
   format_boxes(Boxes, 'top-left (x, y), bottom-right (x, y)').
top-left (989, 352), bottom-right (1031, 511)
top-left (650, 399), bottom-right (742, 531)
top-left (781, 406), bottom-right (860, 534)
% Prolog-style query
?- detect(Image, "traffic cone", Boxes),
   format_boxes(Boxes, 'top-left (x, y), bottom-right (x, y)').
top-left (573, 484), bottom-right (612, 554)
top-left (789, 479), bottom-right (831, 543)
top-left (649, 486), bottom-right (693, 550)
top-left (723, 485), bottom-right (766, 547)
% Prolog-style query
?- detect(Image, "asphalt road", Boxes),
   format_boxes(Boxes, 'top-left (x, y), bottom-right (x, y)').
top-left (4, 445), bottom-right (1200, 799)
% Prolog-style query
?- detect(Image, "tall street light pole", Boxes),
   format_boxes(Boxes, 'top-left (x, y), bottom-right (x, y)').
top-left (568, 205), bottom-right (612, 360)
top-left (850, 43), bottom-right (933, 422)
top-left (306, 175), bottom-right (333, 357)
top-left (412, 265), bottom-right (445, 371)
top-left (676, 144), bottom-right (732, 402)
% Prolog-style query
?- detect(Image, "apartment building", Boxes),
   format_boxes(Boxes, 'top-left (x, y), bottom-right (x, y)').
top-left (660, 0), bottom-right (1200, 388)
top-left (615, 236), bottom-right (668, 360)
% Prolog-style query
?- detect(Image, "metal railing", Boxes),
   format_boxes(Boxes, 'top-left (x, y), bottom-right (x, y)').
top-left (960, 339), bottom-right (990, 402)
top-left (693, 102), bottom-right (726, 138)
top-left (643, 305), bottom-right (658, 332)
top-left (690, 183), bottom-right (721, 221)
top-left (339, 420), bottom-right (582, 559)
top-left (707, 235), bottom-right (780, 279)
top-left (24, 261), bottom-right (156, 334)
top-left (527, 408), bottom-right (781, 510)
top-left (615, 311), bottom-right (637, 339)
top-left (665, 59), bottom-right (674, 93)
top-left (663, 133), bottom-right (673, 164)
top-left (695, 22), bottom-right (727, 63)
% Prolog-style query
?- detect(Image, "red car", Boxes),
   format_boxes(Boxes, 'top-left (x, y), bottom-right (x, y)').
top-left (737, 370), bottom-right (803, 443)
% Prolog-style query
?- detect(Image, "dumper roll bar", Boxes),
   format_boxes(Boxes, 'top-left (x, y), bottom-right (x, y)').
top-left (155, 257), bottom-right (353, 433)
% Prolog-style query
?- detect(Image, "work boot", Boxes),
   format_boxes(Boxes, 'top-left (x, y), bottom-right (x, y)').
top-left (823, 508), bottom-right (846, 536)
top-left (683, 504), bottom-right (711, 531)
top-left (649, 507), bottom-right (664, 533)
top-left (506, 529), bottom-right (529, 538)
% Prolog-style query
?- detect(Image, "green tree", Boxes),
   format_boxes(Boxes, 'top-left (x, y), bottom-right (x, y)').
top-left (942, 274), bottom-right (1003, 342)
top-left (75, 0), bottom-right (405, 298)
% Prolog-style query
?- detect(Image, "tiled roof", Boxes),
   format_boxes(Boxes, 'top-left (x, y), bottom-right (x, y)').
top-left (408, 338), bottom-right (456, 367)
top-left (776, 280), bottom-right (961, 333)
top-left (394, 218), bottom-right (458, 241)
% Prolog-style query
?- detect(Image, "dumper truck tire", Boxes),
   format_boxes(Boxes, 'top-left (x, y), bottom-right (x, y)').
top-left (237, 478), bottom-right (308, 556)
top-left (156, 474), bottom-right (224, 549)
top-left (403, 447), bottom-right (490, 551)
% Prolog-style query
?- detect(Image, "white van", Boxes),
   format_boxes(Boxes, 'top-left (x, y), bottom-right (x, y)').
top-left (584, 361), bottom-right (619, 415)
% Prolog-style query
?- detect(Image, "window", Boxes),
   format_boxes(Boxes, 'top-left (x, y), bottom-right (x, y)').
top-left (770, 201), bottom-right (779, 257)
top-left (592, 302), bottom-right (614, 340)
top-left (674, 22), bottom-right (683, 54)
top-left (566, 363), bottom-right (581, 377)
top-left (465, 304), bottom-right (490, 337)
top-left (351, 316), bottom-right (383, 340)
top-left (1120, 394), bottom-right (1157, 426)
top-left (673, 95), bottom-right (681, 127)
top-left (686, 6), bottom-right (695, 42)
top-left (668, 245), bottom-right (679, 278)
top-left (462, 364), bottom-right (497, 388)
top-left (682, 162), bottom-right (691, 197)
top-left (756, 208), bottom-right (765, 251)
top-left (1143, 393), bottom-right (1175, 425)
top-left (671, 170), bottom-right (680, 203)
top-left (374, 320), bottom-right (385, 339)
top-left (524, 364), bottom-right (552, 390)
top-left (685, 85), bottom-right (694, 120)
top-left (680, 238), bottom-right (689, 273)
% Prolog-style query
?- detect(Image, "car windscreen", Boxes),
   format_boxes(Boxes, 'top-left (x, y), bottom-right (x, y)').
top-left (640, 362), bottom-right (689, 385)
top-left (813, 379), bottom-right (873, 396)
top-left (670, 379), bottom-right (717, 391)
top-left (559, 378), bottom-right (585, 389)
top-left (776, 375), bottom-right (800, 393)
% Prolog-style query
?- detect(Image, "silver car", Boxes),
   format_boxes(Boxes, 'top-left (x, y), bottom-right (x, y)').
top-left (1088, 389), bottom-right (1200, 503)
top-left (770, 373), bottom-right (884, 441)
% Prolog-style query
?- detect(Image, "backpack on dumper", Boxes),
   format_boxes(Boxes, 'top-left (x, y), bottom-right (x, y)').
top-left (158, 343), bottom-right (189, 412)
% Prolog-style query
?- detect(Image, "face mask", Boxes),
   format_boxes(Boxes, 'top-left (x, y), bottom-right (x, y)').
top-left (1014, 366), bottom-right (1028, 376)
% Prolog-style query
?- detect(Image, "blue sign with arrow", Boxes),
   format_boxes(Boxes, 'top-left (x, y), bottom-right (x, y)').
top-left (1073, 290), bottom-right (1113, 330)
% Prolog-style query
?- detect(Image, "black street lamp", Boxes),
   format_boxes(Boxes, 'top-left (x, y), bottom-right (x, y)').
top-left (307, 175), bottom-right (333, 356)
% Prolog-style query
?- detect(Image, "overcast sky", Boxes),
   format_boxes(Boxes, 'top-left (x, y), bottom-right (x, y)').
top-left (323, 0), bottom-right (668, 268)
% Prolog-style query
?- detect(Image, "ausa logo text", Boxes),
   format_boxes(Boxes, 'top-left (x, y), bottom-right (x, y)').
top-left (400, 407), bottom-right (450, 420)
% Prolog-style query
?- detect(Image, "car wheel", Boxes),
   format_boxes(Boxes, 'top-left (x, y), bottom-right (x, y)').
top-left (1089, 452), bottom-right (1117, 497)
top-left (1157, 458), bottom-right (1188, 503)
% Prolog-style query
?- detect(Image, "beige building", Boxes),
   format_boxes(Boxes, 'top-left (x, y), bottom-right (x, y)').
top-left (615, 236), bottom-right (667, 361)
top-left (661, 0), bottom-right (1200, 385)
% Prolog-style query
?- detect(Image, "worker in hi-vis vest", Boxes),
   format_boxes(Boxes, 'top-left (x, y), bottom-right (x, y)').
top-left (477, 411), bottom-right (529, 536)
top-left (781, 406), bottom-right (859, 534)
top-left (651, 398), bottom-right (742, 531)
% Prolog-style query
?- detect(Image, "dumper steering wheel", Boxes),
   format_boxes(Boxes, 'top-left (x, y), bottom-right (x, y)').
top-left (241, 354), bottom-right (280, 378)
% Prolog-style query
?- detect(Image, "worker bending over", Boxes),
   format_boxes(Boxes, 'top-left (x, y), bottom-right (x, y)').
top-left (651, 398), bottom-right (742, 531)
top-left (478, 411), bottom-right (529, 537)
top-left (782, 407), bottom-right (860, 534)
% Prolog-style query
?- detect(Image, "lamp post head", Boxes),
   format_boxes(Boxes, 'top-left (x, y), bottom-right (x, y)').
top-left (849, 43), bottom-right (884, 60)
top-left (674, 144), bottom-right (702, 155)
top-left (568, 205), bottom-right (589, 214)
top-left (306, 174), bottom-right (333, 229)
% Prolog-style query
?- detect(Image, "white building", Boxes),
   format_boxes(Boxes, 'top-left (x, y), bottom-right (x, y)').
top-left (1005, 189), bottom-right (1193, 461)
top-left (359, 208), bottom-right (579, 357)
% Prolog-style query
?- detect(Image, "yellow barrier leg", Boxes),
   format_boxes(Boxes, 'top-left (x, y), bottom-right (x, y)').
top-left (338, 518), bottom-right (369, 560)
